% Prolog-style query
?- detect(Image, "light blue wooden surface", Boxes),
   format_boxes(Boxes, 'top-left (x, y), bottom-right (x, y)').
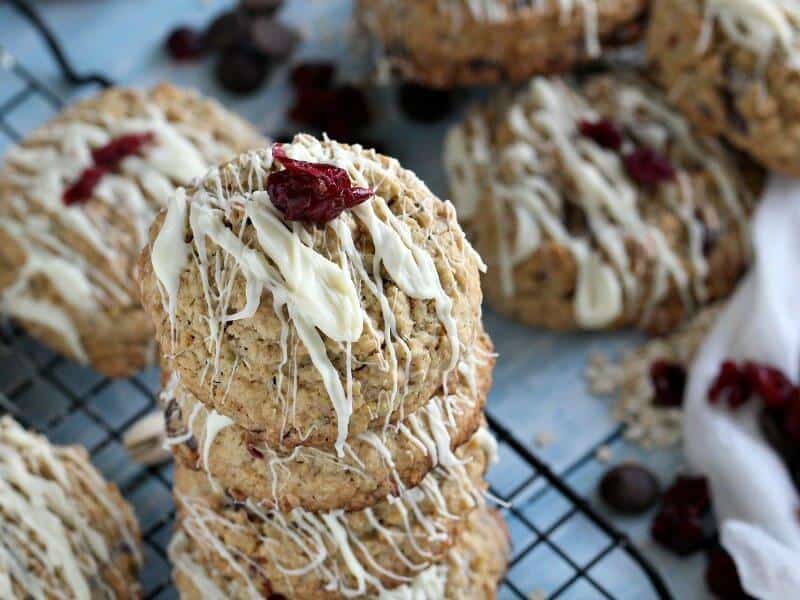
top-left (0, 1), bottom-right (711, 598)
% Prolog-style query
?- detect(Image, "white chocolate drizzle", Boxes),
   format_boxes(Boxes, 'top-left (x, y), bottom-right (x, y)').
top-left (151, 136), bottom-right (468, 455)
top-left (176, 427), bottom-right (492, 598)
top-left (445, 76), bottom-right (754, 328)
top-left (0, 88), bottom-right (243, 364)
top-left (0, 416), bottom-right (140, 599)
top-left (164, 346), bottom-right (491, 509)
top-left (698, 0), bottom-right (800, 69)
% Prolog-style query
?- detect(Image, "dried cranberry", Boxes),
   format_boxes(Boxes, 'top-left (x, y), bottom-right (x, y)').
top-left (705, 547), bottom-right (753, 599)
top-left (92, 133), bottom-right (155, 167)
top-left (651, 505), bottom-right (708, 555)
top-left (165, 26), bottom-right (207, 61)
top-left (708, 360), bottom-right (751, 409)
top-left (662, 475), bottom-right (711, 515)
top-left (63, 166), bottom-right (108, 205)
top-left (623, 147), bottom-right (676, 186)
top-left (578, 119), bottom-right (622, 150)
top-left (267, 144), bottom-right (373, 225)
top-left (742, 362), bottom-right (795, 409)
top-left (247, 443), bottom-right (264, 459)
top-left (290, 61), bottom-right (336, 91)
top-left (396, 84), bottom-right (453, 123)
top-left (650, 360), bottom-right (687, 408)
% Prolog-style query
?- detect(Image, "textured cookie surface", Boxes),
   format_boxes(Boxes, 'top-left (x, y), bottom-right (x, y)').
top-left (172, 428), bottom-right (495, 599)
top-left (445, 73), bottom-right (762, 334)
top-left (0, 84), bottom-right (264, 376)
top-left (359, 0), bottom-right (647, 87)
top-left (170, 504), bottom-right (508, 600)
top-left (166, 331), bottom-right (494, 512)
top-left (647, 0), bottom-right (800, 176)
top-left (138, 135), bottom-right (484, 453)
top-left (0, 416), bottom-right (142, 599)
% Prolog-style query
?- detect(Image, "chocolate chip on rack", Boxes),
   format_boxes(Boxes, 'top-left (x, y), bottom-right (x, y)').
top-left (598, 462), bottom-right (661, 515)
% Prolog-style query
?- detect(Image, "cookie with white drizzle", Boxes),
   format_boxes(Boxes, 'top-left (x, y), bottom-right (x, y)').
top-left (165, 331), bottom-right (494, 512)
top-left (170, 503), bottom-right (509, 600)
top-left (648, 0), bottom-right (800, 176)
top-left (0, 83), bottom-right (264, 377)
top-left (137, 135), bottom-right (484, 455)
top-left (0, 416), bottom-right (142, 599)
top-left (357, 0), bottom-right (647, 87)
top-left (445, 73), bottom-right (762, 334)
top-left (171, 427), bottom-right (495, 599)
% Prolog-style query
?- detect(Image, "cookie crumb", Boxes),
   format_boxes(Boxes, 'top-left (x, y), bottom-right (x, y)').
top-left (534, 431), bottom-right (555, 448)
top-left (586, 305), bottom-right (719, 449)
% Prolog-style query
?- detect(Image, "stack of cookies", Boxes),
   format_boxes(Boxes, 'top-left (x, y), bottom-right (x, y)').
top-left (137, 134), bottom-right (509, 598)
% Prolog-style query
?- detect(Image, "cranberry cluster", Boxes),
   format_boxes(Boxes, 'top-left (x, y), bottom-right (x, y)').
top-left (709, 360), bottom-right (800, 489)
top-left (651, 475), bottom-right (711, 555)
top-left (63, 133), bottom-right (154, 205)
top-left (266, 144), bottom-right (373, 225)
top-left (578, 118), bottom-right (675, 185)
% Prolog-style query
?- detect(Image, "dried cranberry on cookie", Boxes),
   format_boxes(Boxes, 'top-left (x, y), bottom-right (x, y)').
top-left (0, 84), bottom-right (264, 376)
top-left (137, 135), bottom-right (484, 452)
top-left (445, 74), bottom-right (762, 334)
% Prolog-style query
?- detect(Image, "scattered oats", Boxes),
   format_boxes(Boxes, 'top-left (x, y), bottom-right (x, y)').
top-left (595, 445), bottom-right (613, 463)
top-left (534, 430), bottom-right (555, 448)
top-left (586, 304), bottom-right (719, 449)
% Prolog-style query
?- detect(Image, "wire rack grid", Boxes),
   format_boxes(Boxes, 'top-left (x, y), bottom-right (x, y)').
top-left (0, 5), bottom-right (673, 598)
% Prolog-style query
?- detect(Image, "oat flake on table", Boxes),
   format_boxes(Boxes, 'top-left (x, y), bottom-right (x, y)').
top-left (586, 305), bottom-right (720, 449)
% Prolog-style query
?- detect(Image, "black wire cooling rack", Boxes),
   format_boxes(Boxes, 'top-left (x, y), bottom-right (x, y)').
top-left (0, 3), bottom-right (673, 598)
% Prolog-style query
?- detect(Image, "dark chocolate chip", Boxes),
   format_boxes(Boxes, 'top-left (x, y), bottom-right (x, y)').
top-left (240, 0), bottom-right (284, 17)
top-left (216, 44), bottom-right (270, 94)
top-left (204, 10), bottom-right (248, 52)
top-left (598, 462), bottom-right (661, 515)
top-left (396, 84), bottom-right (453, 123)
top-left (250, 18), bottom-right (299, 58)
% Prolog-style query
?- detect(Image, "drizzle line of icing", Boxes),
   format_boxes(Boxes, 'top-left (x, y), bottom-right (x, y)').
top-left (151, 135), bottom-right (465, 454)
top-left (175, 427), bottom-right (492, 598)
top-left (445, 76), bottom-right (753, 328)
top-left (698, 0), bottom-right (800, 69)
top-left (0, 416), bottom-right (140, 600)
top-left (0, 89), bottom-right (240, 363)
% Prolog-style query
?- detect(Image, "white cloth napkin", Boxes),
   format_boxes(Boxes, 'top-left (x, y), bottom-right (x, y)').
top-left (684, 175), bottom-right (800, 599)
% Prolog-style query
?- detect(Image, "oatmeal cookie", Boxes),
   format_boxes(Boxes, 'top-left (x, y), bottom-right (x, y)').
top-left (166, 331), bottom-right (494, 512)
top-left (647, 0), bottom-right (800, 176)
top-left (171, 428), bottom-right (494, 599)
top-left (137, 135), bottom-right (484, 454)
top-left (358, 0), bottom-right (648, 87)
top-left (445, 73), bottom-right (762, 334)
top-left (0, 83), bottom-right (264, 376)
top-left (170, 504), bottom-right (509, 599)
top-left (0, 416), bottom-right (142, 599)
